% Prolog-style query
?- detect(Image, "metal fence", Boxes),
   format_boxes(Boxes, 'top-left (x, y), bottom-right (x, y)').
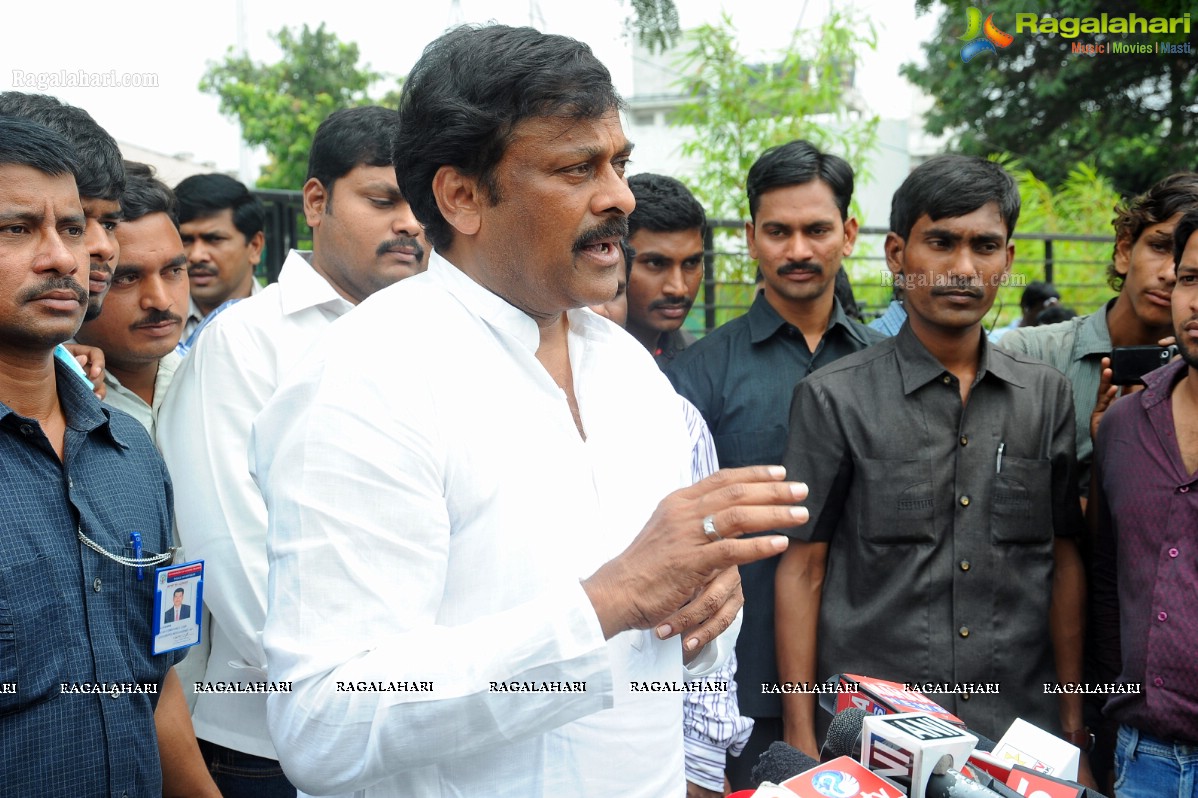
top-left (697, 221), bottom-right (1116, 336)
top-left (251, 192), bottom-right (1118, 337)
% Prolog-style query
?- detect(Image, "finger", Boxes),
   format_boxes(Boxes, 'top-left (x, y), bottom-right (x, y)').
top-left (695, 480), bottom-right (809, 520)
top-left (700, 504), bottom-right (808, 542)
top-left (1158, 335), bottom-right (1176, 347)
top-left (666, 577), bottom-right (737, 651)
top-left (677, 464), bottom-right (787, 499)
top-left (656, 567), bottom-right (741, 640)
top-left (702, 535), bottom-right (790, 572)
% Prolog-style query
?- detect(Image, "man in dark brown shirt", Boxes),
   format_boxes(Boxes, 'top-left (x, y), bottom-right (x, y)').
top-left (775, 156), bottom-right (1091, 783)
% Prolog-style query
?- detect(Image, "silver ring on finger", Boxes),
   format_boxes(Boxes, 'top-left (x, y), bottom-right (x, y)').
top-left (702, 514), bottom-right (722, 543)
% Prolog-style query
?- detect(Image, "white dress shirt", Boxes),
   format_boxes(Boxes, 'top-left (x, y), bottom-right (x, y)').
top-left (99, 350), bottom-right (181, 438)
top-left (158, 250), bottom-right (354, 759)
top-left (251, 252), bottom-right (736, 797)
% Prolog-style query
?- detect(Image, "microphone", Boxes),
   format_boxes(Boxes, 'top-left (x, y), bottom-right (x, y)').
top-left (778, 755), bottom-right (908, 798)
top-left (821, 707), bottom-right (867, 761)
top-left (860, 712), bottom-right (979, 798)
top-left (820, 673), bottom-right (967, 729)
top-left (751, 741), bottom-right (820, 786)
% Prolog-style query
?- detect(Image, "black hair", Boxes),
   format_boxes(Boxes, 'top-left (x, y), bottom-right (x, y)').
top-left (1020, 280), bottom-right (1060, 310)
top-left (121, 162), bottom-right (177, 224)
top-left (393, 24), bottom-right (623, 252)
top-left (174, 173), bottom-right (264, 239)
top-left (628, 173), bottom-right (706, 239)
top-left (0, 92), bottom-right (123, 201)
top-left (1035, 305), bottom-right (1077, 325)
top-left (1173, 208), bottom-right (1198, 273)
top-left (746, 140), bottom-right (853, 222)
top-left (0, 116), bottom-right (79, 181)
top-left (308, 106), bottom-right (397, 207)
top-left (173, 588), bottom-right (185, 596)
top-left (1110, 173), bottom-right (1198, 290)
top-left (890, 155), bottom-right (1020, 241)
top-left (834, 269), bottom-right (861, 320)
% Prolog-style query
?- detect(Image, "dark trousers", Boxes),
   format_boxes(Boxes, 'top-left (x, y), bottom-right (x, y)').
top-left (197, 739), bottom-right (297, 798)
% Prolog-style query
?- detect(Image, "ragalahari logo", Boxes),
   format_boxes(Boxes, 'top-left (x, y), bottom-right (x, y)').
top-left (960, 7), bottom-right (1015, 62)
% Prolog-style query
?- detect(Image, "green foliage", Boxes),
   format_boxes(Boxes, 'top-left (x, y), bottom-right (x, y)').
top-left (623, 0), bottom-right (682, 54)
top-left (988, 156), bottom-right (1119, 327)
top-left (200, 24), bottom-right (401, 189)
top-left (668, 9), bottom-right (879, 324)
top-left (904, 0), bottom-right (1198, 196)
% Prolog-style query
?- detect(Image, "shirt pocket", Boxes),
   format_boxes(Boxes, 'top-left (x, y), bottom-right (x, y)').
top-left (856, 457), bottom-right (936, 544)
top-left (990, 456), bottom-right (1053, 544)
top-left (0, 558), bottom-right (70, 716)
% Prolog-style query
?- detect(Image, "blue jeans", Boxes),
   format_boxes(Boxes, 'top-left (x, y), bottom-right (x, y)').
top-left (1114, 724), bottom-right (1198, 798)
top-left (198, 739), bottom-right (297, 798)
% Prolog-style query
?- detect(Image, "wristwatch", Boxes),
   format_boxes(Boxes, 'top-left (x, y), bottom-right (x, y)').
top-left (1063, 727), bottom-right (1095, 752)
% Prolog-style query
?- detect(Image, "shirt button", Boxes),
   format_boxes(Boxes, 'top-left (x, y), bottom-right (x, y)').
top-left (942, 375), bottom-right (952, 384)
top-left (19, 423), bottom-right (33, 435)
top-left (1158, 611), bottom-right (1168, 622)
top-left (92, 578), bottom-right (102, 592)
top-left (1154, 677), bottom-right (1164, 688)
top-left (961, 693), bottom-right (971, 701)
top-left (959, 626), bottom-right (970, 638)
top-left (959, 495), bottom-right (971, 507)
top-left (1181, 486), bottom-right (1191, 494)
top-left (959, 436), bottom-right (968, 446)
top-left (1170, 548), bottom-right (1179, 558)
top-left (960, 560), bottom-right (971, 571)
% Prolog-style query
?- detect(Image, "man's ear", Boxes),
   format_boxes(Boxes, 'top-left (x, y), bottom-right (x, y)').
top-left (1113, 235), bottom-right (1132, 278)
top-left (745, 220), bottom-right (758, 261)
top-left (884, 231), bottom-right (905, 278)
top-left (247, 230), bottom-right (265, 266)
top-left (433, 166), bottom-right (482, 237)
top-left (842, 216), bottom-right (859, 258)
top-left (302, 178), bottom-right (328, 230)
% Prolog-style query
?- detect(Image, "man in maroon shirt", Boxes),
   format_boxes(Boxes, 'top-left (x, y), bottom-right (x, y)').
top-left (1090, 208), bottom-right (1198, 798)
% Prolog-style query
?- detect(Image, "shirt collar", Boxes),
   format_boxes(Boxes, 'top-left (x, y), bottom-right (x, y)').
top-left (1139, 357), bottom-right (1189, 409)
top-left (895, 321), bottom-right (1026, 395)
top-left (746, 292), bottom-right (867, 345)
top-left (424, 251), bottom-right (544, 353)
top-left (1074, 298), bottom-right (1115, 359)
top-left (0, 359), bottom-right (128, 449)
top-left (278, 250), bottom-right (355, 316)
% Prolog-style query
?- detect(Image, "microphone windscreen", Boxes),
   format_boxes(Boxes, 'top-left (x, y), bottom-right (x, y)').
top-left (822, 707), bottom-right (867, 760)
top-left (751, 741), bottom-right (820, 786)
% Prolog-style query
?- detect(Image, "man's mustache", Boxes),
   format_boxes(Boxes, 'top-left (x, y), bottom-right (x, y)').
top-left (20, 277), bottom-right (87, 305)
top-left (777, 261), bottom-right (823, 277)
top-left (132, 309), bottom-right (183, 328)
top-left (574, 217), bottom-right (629, 251)
top-left (376, 236), bottom-right (425, 263)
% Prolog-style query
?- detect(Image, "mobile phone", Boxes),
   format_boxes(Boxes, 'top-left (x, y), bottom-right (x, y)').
top-left (1110, 345), bottom-right (1178, 386)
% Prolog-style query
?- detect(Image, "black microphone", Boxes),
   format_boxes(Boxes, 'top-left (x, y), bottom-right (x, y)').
top-left (821, 706), bottom-right (867, 760)
top-left (751, 741), bottom-right (820, 786)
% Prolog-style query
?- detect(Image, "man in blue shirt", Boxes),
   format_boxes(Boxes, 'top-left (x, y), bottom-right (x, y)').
top-left (0, 117), bottom-right (213, 796)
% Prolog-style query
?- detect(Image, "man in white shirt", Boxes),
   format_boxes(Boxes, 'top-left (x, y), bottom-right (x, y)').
top-left (175, 174), bottom-right (266, 341)
top-left (157, 105), bottom-right (427, 797)
top-left (74, 162), bottom-right (187, 438)
top-left (251, 26), bottom-right (804, 797)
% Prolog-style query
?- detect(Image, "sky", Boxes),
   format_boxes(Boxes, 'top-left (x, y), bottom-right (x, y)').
top-left (5, 0), bottom-right (939, 180)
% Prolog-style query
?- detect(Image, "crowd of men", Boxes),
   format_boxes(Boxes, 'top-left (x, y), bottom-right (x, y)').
top-left (0, 23), bottom-right (1194, 798)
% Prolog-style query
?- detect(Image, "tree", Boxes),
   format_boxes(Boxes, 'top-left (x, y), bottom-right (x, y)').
top-left (669, 9), bottom-right (879, 289)
top-left (200, 24), bottom-right (397, 189)
top-left (903, 0), bottom-right (1198, 196)
top-left (623, 0), bottom-right (681, 53)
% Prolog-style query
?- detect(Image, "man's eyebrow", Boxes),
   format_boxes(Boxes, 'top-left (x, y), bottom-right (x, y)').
top-left (361, 182), bottom-right (403, 198)
top-left (165, 254), bottom-right (188, 269)
top-left (0, 210), bottom-right (43, 226)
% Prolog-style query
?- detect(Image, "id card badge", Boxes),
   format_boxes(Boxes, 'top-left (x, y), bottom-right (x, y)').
top-left (152, 560), bottom-right (204, 655)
